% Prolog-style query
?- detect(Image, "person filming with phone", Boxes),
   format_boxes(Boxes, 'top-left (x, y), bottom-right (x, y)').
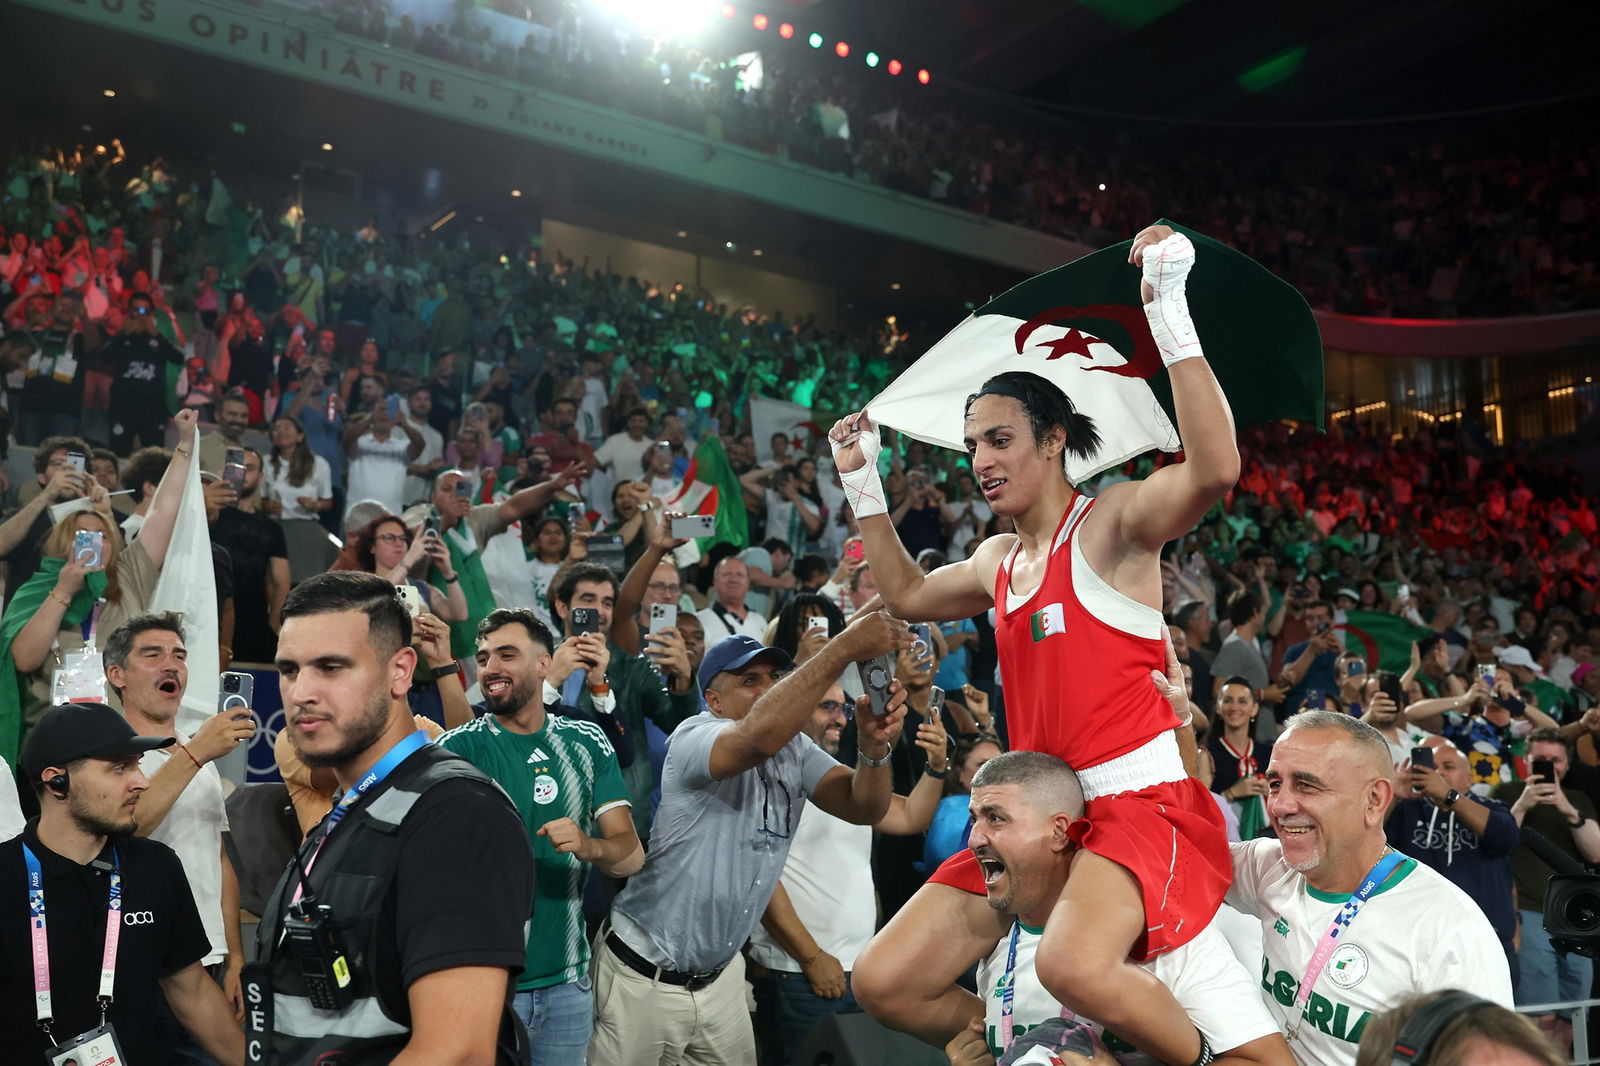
top-left (103, 611), bottom-right (257, 1046)
top-left (1489, 729), bottom-right (1600, 1024)
top-left (1385, 736), bottom-right (1518, 978)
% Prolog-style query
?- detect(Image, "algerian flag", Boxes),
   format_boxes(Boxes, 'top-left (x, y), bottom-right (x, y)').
top-left (1030, 603), bottom-right (1066, 642)
top-left (750, 396), bottom-right (821, 464)
top-left (148, 454), bottom-right (220, 740)
top-left (664, 437), bottom-right (748, 558)
top-left (1339, 610), bottom-right (1432, 673)
top-left (866, 221), bottom-right (1323, 483)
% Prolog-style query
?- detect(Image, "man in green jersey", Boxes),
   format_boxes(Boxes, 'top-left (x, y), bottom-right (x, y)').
top-left (441, 608), bottom-right (644, 1065)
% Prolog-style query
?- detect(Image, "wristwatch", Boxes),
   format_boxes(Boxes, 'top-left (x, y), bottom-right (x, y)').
top-left (1443, 789), bottom-right (1461, 808)
top-left (432, 662), bottom-right (461, 682)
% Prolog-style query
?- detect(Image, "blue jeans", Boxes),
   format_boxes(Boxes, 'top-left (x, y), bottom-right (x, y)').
top-left (753, 969), bottom-right (861, 1065)
top-left (513, 977), bottom-right (594, 1066)
top-left (1517, 908), bottom-right (1592, 1013)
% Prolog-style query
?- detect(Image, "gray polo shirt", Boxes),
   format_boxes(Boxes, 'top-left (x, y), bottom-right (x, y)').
top-left (610, 712), bottom-right (840, 973)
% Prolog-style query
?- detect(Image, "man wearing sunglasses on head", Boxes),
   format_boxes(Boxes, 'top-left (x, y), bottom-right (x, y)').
top-left (590, 613), bottom-right (913, 1066)
top-left (106, 291), bottom-right (185, 455)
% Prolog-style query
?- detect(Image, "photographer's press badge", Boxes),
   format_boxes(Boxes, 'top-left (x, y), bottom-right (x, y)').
top-left (51, 650), bottom-right (108, 705)
top-left (48, 1023), bottom-right (126, 1066)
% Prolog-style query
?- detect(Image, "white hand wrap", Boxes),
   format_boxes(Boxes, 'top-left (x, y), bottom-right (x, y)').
top-left (1141, 233), bottom-right (1205, 368)
top-left (832, 420), bottom-right (888, 519)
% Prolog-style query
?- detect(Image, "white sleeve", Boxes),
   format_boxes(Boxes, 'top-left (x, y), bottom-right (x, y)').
top-left (1158, 923), bottom-right (1279, 1053)
top-left (1224, 839), bottom-right (1272, 917)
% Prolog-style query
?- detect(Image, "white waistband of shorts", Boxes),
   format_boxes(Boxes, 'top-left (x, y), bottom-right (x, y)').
top-left (1077, 731), bottom-right (1186, 802)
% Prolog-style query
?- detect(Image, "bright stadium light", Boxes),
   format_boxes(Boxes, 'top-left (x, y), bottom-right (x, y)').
top-left (865, 51), bottom-right (880, 67)
top-left (752, 13), bottom-right (767, 30)
top-left (886, 59), bottom-right (903, 75)
top-left (778, 21), bottom-right (794, 38)
top-left (917, 68), bottom-right (931, 84)
top-left (808, 31), bottom-right (824, 48)
top-left (592, 0), bottom-right (719, 37)
top-left (834, 41), bottom-right (850, 58)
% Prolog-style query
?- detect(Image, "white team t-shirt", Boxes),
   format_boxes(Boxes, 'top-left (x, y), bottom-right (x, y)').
top-left (747, 801), bottom-right (874, 973)
top-left (980, 914), bottom-right (1278, 1062)
top-left (139, 736), bottom-right (231, 965)
top-left (1227, 839), bottom-right (1514, 1066)
top-left (262, 454), bottom-right (333, 521)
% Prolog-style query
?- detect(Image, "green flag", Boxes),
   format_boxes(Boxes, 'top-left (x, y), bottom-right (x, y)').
top-left (1340, 610), bottom-right (1432, 673)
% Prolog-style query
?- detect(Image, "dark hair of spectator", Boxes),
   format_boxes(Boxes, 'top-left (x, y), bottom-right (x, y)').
top-left (1416, 633), bottom-right (1445, 660)
top-left (771, 594), bottom-right (848, 661)
top-left (281, 570), bottom-right (412, 663)
top-left (1219, 676), bottom-right (1258, 703)
top-left (269, 415), bottom-right (316, 487)
top-left (33, 435), bottom-right (92, 475)
top-left (964, 371), bottom-right (1102, 468)
top-left (1306, 599), bottom-right (1335, 616)
top-left (552, 562), bottom-right (619, 608)
top-left (1526, 726), bottom-right (1569, 751)
top-left (793, 553), bottom-right (829, 584)
top-left (120, 447), bottom-right (171, 502)
top-left (90, 448), bottom-right (119, 471)
top-left (761, 537), bottom-right (790, 556)
top-left (477, 608), bottom-right (555, 654)
top-left (103, 611), bottom-right (186, 691)
top-left (1225, 589), bottom-right (1261, 628)
top-left (1353, 990), bottom-right (1563, 1066)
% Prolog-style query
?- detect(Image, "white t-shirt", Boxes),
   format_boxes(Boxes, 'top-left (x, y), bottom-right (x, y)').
top-left (747, 801), bottom-right (874, 972)
top-left (948, 498), bottom-right (993, 556)
top-left (345, 431), bottom-right (412, 518)
top-left (0, 757), bottom-right (24, 841)
top-left (1226, 840), bottom-right (1514, 1066)
top-left (261, 454), bottom-right (333, 521)
top-left (596, 432), bottom-right (650, 480)
top-left (697, 603), bottom-right (769, 642)
top-left (139, 736), bottom-right (231, 965)
top-left (401, 417), bottom-right (444, 506)
top-left (980, 914), bottom-right (1278, 1062)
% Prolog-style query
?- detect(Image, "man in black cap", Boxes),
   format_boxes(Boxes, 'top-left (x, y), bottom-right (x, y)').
top-left (589, 617), bottom-right (913, 1065)
top-left (0, 703), bottom-right (246, 1065)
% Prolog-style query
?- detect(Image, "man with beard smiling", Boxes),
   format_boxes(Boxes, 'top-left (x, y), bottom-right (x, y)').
top-left (943, 750), bottom-right (1283, 1066)
top-left (440, 608), bottom-right (641, 1064)
top-left (259, 571), bottom-right (535, 1065)
top-left (1229, 709), bottom-right (1512, 1066)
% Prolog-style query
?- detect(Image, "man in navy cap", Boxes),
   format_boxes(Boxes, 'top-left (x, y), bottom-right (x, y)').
top-left (589, 613), bottom-right (914, 1066)
top-left (0, 703), bottom-right (245, 1065)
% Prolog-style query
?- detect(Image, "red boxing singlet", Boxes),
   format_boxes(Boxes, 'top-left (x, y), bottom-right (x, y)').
top-left (993, 495), bottom-right (1177, 768)
top-left (930, 493), bottom-right (1231, 960)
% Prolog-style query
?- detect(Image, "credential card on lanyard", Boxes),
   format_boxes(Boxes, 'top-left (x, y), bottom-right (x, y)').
top-left (1289, 851), bottom-right (1405, 1036)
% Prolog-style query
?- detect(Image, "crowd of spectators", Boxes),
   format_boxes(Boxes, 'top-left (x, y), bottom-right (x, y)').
top-left (305, 0), bottom-right (1600, 319)
top-left (2, 128), bottom-right (1597, 1062)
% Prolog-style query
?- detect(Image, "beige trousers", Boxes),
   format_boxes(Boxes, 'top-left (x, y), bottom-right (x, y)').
top-left (586, 938), bottom-right (755, 1066)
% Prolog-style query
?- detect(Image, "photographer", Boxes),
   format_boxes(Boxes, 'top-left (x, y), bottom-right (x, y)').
top-left (1490, 729), bottom-right (1600, 1016)
top-left (1386, 737), bottom-right (1518, 976)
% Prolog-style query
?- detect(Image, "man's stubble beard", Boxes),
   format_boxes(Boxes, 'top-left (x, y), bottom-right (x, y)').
top-left (298, 685), bottom-right (394, 769)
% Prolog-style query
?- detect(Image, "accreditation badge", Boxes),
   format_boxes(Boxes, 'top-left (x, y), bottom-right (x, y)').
top-left (52, 649), bottom-right (108, 705)
top-left (47, 1023), bottom-right (126, 1066)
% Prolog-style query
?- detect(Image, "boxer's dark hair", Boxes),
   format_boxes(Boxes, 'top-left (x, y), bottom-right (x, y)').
top-left (964, 371), bottom-right (1101, 467)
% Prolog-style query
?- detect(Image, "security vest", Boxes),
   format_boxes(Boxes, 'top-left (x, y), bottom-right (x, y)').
top-left (253, 744), bottom-right (527, 1065)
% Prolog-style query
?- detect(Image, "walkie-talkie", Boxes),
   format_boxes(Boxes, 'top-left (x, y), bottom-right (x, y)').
top-left (281, 846), bottom-right (356, 1009)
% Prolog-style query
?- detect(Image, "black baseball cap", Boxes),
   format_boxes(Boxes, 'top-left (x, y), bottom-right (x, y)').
top-left (20, 703), bottom-right (174, 780)
top-left (698, 635), bottom-right (793, 694)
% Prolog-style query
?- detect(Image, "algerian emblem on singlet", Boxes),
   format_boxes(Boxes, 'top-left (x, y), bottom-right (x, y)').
top-left (1030, 603), bottom-right (1066, 642)
top-left (533, 774), bottom-right (559, 804)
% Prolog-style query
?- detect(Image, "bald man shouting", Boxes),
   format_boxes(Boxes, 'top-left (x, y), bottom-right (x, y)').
top-left (1225, 710), bottom-right (1513, 1066)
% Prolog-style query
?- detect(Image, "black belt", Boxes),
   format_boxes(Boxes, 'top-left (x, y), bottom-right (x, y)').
top-left (605, 931), bottom-right (725, 992)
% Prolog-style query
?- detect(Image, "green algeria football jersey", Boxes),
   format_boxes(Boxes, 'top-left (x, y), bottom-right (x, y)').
top-left (440, 712), bottom-right (629, 989)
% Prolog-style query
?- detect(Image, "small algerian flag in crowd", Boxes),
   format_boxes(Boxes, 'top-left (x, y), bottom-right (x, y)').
top-left (1030, 603), bottom-right (1066, 642)
top-left (1339, 610), bottom-right (1432, 672)
top-left (866, 221), bottom-right (1324, 483)
top-left (750, 396), bottom-right (822, 464)
top-left (664, 436), bottom-right (748, 552)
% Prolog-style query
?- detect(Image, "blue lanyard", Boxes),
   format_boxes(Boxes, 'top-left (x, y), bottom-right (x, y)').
top-left (324, 731), bottom-right (429, 834)
top-left (1000, 924), bottom-right (1021, 1050)
top-left (1289, 850), bottom-right (1406, 1039)
top-left (23, 843), bottom-right (122, 1034)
